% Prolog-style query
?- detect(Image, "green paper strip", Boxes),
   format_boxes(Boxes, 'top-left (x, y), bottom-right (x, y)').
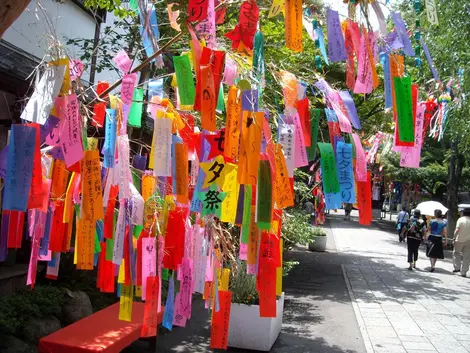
top-left (257, 160), bottom-right (272, 230)
top-left (131, 169), bottom-right (142, 192)
top-left (173, 54), bottom-right (196, 106)
top-left (394, 76), bottom-right (414, 143)
top-left (94, 230), bottom-right (101, 253)
top-left (253, 31), bottom-right (265, 79)
top-left (162, 268), bottom-right (169, 281)
top-left (318, 142), bottom-right (340, 193)
top-left (241, 184), bottom-right (252, 244)
top-left (307, 108), bottom-right (321, 161)
top-left (128, 88), bottom-right (144, 127)
top-left (133, 225), bottom-right (143, 239)
top-left (106, 238), bottom-right (114, 261)
top-left (216, 83), bottom-right (225, 113)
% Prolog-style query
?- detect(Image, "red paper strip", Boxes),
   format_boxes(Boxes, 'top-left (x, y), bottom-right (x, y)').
top-left (104, 185), bottom-right (119, 239)
top-left (357, 172), bottom-right (372, 225)
top-left (210, 290), bottom-right (232, 350)
top-left (7, 211), bottom-right (24, 249)
top-left (195, 47), bottom-right (226, 112)
top-left (27, 124), bottom-right (43, 209)
top-left (92, 81), bottom-right (110, 127)
top-left (49, 200), bottom-right (66, 252)
top-left (258, 232), bottom-right (278, 318)
top-left (344, 21), bottom-right (356, 91)
top-left (163, 207), bottom-right (189, 270)
top-left (188, 0), bottom-right (208, 21)
top-left (142, 276), bottom-right (160, 337)
top-left (225, 1), bottom-right (259, 52)
top-left (296, 98), bottom-right (311, 146)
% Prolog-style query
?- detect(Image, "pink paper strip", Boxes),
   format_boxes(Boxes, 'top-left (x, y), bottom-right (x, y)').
top-left (354, 32), bottom-right (373, 94)
top-left (239, 242), bottom-right (247, 260)
top-left (113, 50), bottom-right (133, 73)
top-left (173, 293), bottom-right (188, 327)
top-left (247, 264), bottom-right (257, 275)
top-left (352, 133), bottom-right (367, 182)
top-left (223, 56), bottom-right (238, 85)
top-left (181, 258), bottom-right (193, 319)
top-left (330, 92), bottom-right (352, 133)
top-left (290, 113), bottom-right (309, 168)
top-left (400, 103), bottom-right (425, 168)
top-left (58, 94), bottom-right (84, 168)
top-left (196, 0), bottom-right (216, 48)
top-left (142, 237), bottom-right (156, 301)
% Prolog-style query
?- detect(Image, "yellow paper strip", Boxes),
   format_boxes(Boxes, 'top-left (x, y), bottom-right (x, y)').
top-left (119, 285), bottom-right (134, 322)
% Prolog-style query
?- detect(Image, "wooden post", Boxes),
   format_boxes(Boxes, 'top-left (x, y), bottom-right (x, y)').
top-left (0, 0), bottom-right (32, 38)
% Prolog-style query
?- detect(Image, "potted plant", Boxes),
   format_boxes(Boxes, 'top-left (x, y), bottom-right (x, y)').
top-left (308, 227), bottom-right (328, 252)
top-left (227, 262), bottom-right (285, 351)
top-left (281, 210), bottom-right (316, 250)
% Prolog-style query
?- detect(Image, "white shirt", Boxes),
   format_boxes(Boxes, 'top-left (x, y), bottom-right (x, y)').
top-left (455, 216), bottom-right (470, 242)
top-left (397, 211), bottom-right (409, 223)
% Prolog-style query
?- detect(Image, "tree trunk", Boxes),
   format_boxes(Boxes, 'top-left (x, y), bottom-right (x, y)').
top-left (0, 0), bottom-right (31, 38)
top-left (447, 142), bottom-right (464, 238)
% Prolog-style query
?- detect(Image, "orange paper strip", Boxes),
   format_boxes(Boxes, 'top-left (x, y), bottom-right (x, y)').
top-left (224, 86), bottom-right (242, 162)
top-left (81, 150), bottom-right (104, 220)
top-left (274, 144), bottom-right (294, 208)
top-left (238, 111), bottom-right (262, 185)
top-left (284, 0), bottom-right (303, 52)
top-left (200, 65), bottom-right (217, 132)
top-left (175, 142), bottom-right (189, 203)
top-left (50, 160), bottom-right (70, 200)
top-left (76, 219), bottom-right (95, 270)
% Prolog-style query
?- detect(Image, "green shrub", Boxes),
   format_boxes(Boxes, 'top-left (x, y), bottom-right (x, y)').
top-left (230, 262), bottom-right (258, 305)
top-left (0, 285), bottom-right (65, 336)
top-left (282, 209), bottom-right (317, 250)
top-left (311, 227), bottom-right (327, 237)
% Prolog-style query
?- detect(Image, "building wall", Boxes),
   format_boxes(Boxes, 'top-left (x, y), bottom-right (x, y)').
top-left (2, 0), bottom-right (97, 83)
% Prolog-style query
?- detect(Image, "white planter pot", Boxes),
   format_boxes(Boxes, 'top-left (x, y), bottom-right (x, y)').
top-left (308, 236), bottom-right (327, 252)
top-left (228, 292), bottom-right (285, 351)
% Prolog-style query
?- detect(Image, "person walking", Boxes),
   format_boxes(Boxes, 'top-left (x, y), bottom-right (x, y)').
top-left (405, 209), bottom-right (426, 270)
top-left (453, 208), bottom-right (470, 277)
top-left (397, 208), bottom-right (409, 242)
top-left (304, 200), bottom-right (315, 225)
top-left (344, 203), bottom-right (353, 221)
top-left (426, 209), bottom-right (448, 272)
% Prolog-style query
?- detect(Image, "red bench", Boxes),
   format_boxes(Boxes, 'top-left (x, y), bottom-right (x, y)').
top-left (38, 302), bottom-right (163, 353)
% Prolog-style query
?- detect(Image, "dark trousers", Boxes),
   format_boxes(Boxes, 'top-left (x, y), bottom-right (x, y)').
top-left (407, 238), bottom-right (421, 263)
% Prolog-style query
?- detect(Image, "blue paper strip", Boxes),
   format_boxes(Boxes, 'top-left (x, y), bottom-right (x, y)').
top-left (421, 39), bottom-right (439, 82)
top-left (39, 207), bottom-right (53, 256)
top-left (104, 109), bottom-right (117, 168)
top-left (162, 277), bottom-right (175, 330)
top-left (326, 9), bottom-right (347, 62)
top-left (325, 108), bottom-right (338, 123)
top-left (148, 78), bottom-right (164, 97)
top-left (0, 146), bottom-right (8, 179)
top-left (391, 12), bottom-right (415, 57)
top-left (3, 125), bottom-right (37, 212)
top-left (316, 27), bottom-right (329, 65)
top-left (324, 192), bottom-right (342, 210)
top-left (336, 142), bottom-right (356, 204)
top-left (339, 91), bottom-right (362, 130)
top-left (132, 155), bottom-right (147, 170)
top-left (381, 53), bottom-right (393, 109)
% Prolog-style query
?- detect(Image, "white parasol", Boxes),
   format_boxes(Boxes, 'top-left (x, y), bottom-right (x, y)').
top-left (416, 201), bottom-right (448, 216)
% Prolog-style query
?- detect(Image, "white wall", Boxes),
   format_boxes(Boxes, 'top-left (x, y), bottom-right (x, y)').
top-left (2, 0), bottom-right (97, 83)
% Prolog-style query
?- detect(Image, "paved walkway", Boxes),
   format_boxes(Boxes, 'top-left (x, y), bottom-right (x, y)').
top-left (331, 211), bottom-right (470, 353)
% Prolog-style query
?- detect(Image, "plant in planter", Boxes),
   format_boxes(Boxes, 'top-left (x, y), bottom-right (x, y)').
top-left (227, 262), bottom-right (285, 352)
top-left (281, 209), bottom-right (317, 250)
top-left (308, 227), bottom-right (328, 252)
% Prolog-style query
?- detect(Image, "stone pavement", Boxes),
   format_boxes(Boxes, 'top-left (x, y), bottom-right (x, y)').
top-left (330, 211), bottom-right (470, 353)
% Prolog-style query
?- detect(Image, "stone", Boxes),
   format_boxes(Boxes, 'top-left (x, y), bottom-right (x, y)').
top-left (22, 316), bottom-right (61, 344)
top-left (0, 335), bottom-right (35, 353)
top-left (61, 290), bottom-right (93, 326)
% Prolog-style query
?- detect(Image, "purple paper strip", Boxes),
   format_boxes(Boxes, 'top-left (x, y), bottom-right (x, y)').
top-left (39, 206), bottom-right (53, 256)
top-left (40, 115), bottom-right (61, 145)
top-left (133, 155), bottom-right (147, 171)
top-left (0, 212), bottom-right (9, 262)
top-left (242, 90), bottom-right (259, 111)
top-left (235, 185), bottom-right (245, 225)
top-left (0, 146), bottom-right (8, 179)
top-left (326, 9), bottom-right (347, 62)
top-left (339, 91), bottom-right (362, 130)
top-left (421, 39), bottom-right (439, 82)
top-left (391, 12), bottom-right (414, 57)
top-left (49, 146), bottom-right (64, 161)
